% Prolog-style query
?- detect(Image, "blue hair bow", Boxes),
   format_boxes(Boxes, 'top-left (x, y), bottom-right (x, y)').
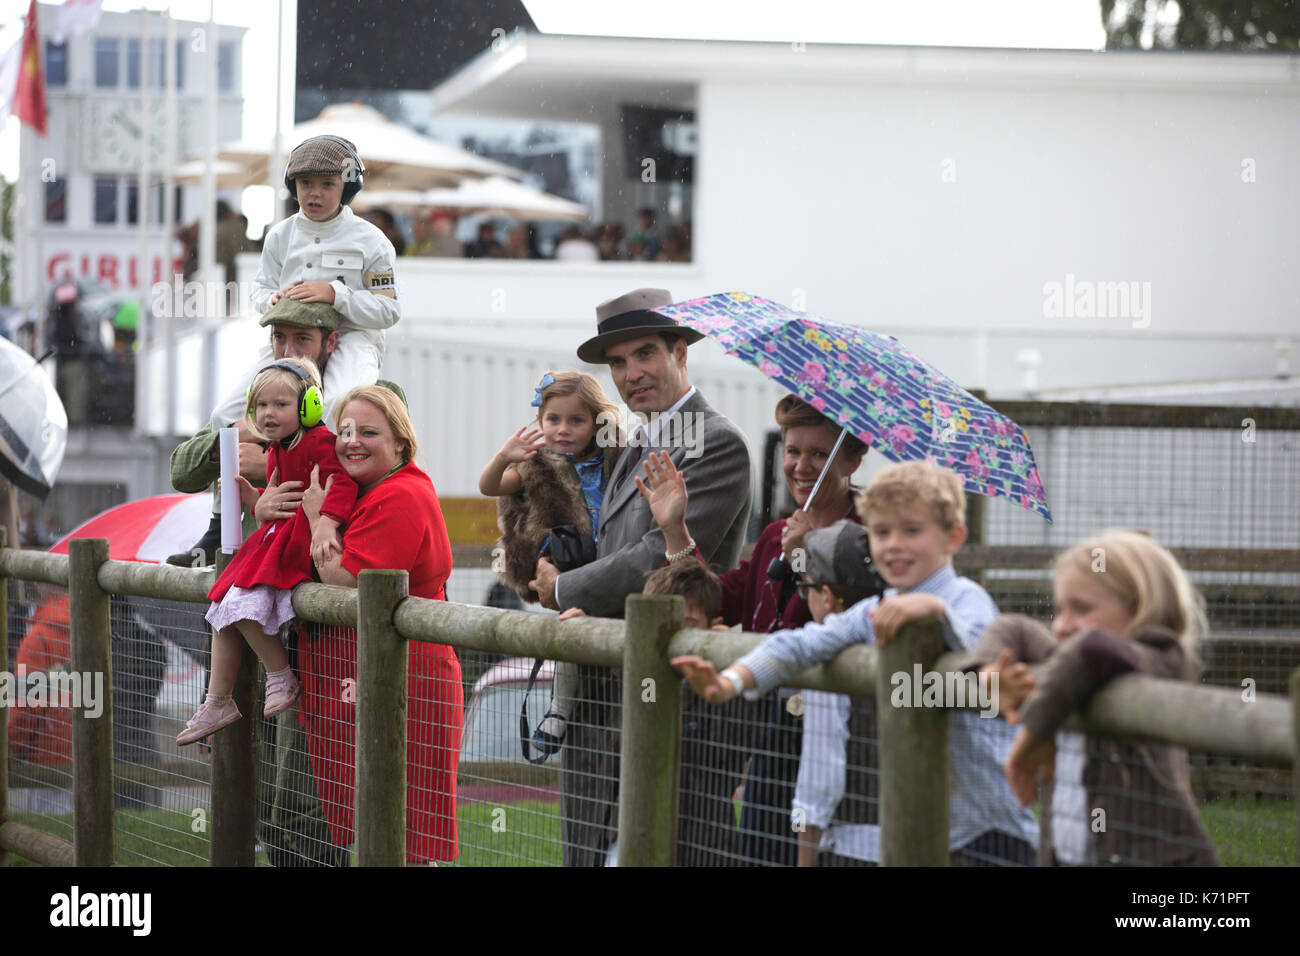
top-left (531, 372), bottom-right (556, 407)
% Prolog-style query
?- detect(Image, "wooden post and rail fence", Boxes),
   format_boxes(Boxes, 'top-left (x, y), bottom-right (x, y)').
top-left (0, 538), bottom-right (1296, 867)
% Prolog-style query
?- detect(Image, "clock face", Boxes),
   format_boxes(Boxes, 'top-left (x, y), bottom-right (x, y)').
top-left (85, 98), bottom-right (189, 173)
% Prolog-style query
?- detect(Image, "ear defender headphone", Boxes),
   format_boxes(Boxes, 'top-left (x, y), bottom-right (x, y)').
top-left (246, 361), bottom-right (325, 429)
top-left (283, 135), bottom-right (366, 204)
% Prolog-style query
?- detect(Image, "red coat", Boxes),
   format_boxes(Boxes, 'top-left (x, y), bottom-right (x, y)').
top-left (295, 462), bottom-right (463, 862)
top-left (207, 425), bottom-right (357, 602)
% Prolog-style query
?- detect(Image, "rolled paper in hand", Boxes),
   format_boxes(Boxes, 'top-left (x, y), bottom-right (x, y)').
top-left (219, 427), bottom-right (243, 554)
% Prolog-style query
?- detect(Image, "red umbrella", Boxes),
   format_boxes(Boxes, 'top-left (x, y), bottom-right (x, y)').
top-left (51, 493), bottom-right (212, 563)
top-left (11, 495), bottom-right (213, 763)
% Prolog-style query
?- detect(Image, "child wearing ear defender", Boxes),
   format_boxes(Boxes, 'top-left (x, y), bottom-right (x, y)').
top-left (178, 358), bottom-right (358, 746)
top-left (207, 134), bottom-right (400, 435)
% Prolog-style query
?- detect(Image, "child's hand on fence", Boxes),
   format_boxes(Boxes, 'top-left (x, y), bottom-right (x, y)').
top-left (982, 648), bottom-right (1036, 723)
top-left (635, 451), bottom-right (688, 531)
top-left (1004, 726), bottom-right (1055, 806)
top-left (498, 426), bottom-right (546, 464)
top-left (869, 593), bottom-right (946, 645)
top-left (671, 655), bottom-right (731, 703)
top-left (558, 607), bottom-right (587, 621)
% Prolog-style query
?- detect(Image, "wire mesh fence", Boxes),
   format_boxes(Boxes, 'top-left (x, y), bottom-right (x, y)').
top-left (2, 404), bottom-right (1297, 867)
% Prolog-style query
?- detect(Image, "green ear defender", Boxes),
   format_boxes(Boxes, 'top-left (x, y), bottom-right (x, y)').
top-left (248, 361), bottom-right (324, 428)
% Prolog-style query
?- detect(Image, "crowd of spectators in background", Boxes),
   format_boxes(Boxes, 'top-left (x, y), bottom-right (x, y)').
top-left (363, 206), bottom-right (692, 263)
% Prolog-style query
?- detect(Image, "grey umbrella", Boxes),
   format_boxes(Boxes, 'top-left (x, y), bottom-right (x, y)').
top-left (0, 337), bottom-right (68, 498)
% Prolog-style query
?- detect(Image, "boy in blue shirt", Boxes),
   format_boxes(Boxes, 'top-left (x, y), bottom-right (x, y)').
top-left (672, 461), bottom-right (1038, 865)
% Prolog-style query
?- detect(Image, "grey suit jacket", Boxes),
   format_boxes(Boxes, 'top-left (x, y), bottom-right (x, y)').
top-left (556, 389), bottom-right (753, 617)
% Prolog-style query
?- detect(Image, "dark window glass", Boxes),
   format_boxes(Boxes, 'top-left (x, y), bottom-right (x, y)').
top-left (126, 38), bottom-right (140, 88)
top-left (95, 38), bottom-right (119, 88)
top-left (44, 179), bottom-right (66, 223)
top-left (45, 41), bottom-right (67, 87)
top-left (217, 42), bottom-right (235, 92)
top-left (126, 181), bottom-right (166, 226)
top-left (94, 177), bottom-right (118, 224)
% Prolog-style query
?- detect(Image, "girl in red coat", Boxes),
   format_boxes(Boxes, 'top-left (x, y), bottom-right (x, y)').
top-left (177, 358), bottom-right (357, 746)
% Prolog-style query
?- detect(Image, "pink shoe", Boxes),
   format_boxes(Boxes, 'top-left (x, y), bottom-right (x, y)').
top-left (264, 669), bottom-right (301, 718)
top-left (176, 695), bottom-right (242, 746)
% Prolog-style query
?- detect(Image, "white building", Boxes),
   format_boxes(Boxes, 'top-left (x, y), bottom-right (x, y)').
top-left (149, 32), bottom-right (1299, 507)
top-left (33, 2), bottom-right (245, 291)
top-left (24, 3), bottom-right (246, 532)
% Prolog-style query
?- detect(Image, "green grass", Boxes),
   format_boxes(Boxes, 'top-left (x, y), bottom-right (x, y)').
top-left (6, 796), bottom-right (1290, 867)
top-left (6, 799), bottom-right (563, 867)
top-left (451, 799), bottom-right (562, 867)
top-left (1199, 797), bottom-right (1296, 867)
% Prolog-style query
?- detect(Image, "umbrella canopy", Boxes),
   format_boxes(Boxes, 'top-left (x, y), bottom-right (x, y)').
top-left (0, 337), bottom-right (67, 499)
top-left (654, 292), bottom-right (1052, 521)
top-left (51, 493), bottom-right (212, 563)
top-left (355, 177), bottom-right (589, 222)
top-left (170, 157), bottom-right (264, 190)
top-left (176, 102), bottom-right (524, 192)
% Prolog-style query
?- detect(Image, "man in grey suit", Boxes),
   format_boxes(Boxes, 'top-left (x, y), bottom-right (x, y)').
top-left (529, 287), bottom-right (753, 866)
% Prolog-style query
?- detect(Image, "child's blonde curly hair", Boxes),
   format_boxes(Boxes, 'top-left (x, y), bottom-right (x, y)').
top-left (857, 461), bottom-right (966, 530)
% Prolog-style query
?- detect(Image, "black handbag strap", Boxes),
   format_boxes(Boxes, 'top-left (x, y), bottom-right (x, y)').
top-left (518, 656), bottom-right (550, 765)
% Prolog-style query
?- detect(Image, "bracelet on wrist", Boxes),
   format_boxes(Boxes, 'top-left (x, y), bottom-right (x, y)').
top-left (666, 538), bottom-right (696, 563)
top-left (720, 668), bottom-right (745, 698)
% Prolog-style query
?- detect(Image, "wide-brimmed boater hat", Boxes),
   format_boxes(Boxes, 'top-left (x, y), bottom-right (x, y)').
top-left (576, 288), bottom-right (705, 365)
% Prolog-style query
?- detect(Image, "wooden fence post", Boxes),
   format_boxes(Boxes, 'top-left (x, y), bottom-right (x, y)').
top-left (0, 527), bottom-right (8, 867)
top-left (356, 569), bottom-right (408, 867)
top-left (876, 617), bottom-right (949, 866)
top-left (210, 549), bottom-right (258, 866)
top-left (68, 538), bottom-right (113, 867)
top-left (617, 593), bottom-right (684, 867)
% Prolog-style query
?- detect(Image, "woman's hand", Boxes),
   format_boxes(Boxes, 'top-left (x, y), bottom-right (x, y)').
top-left (253, 468), bottom-right (304, 525)
top-left (302, 464), bottom-right (334, 528)
top-left (498, 426), bottom-right (546, 464)
top-left (1005, 727), bottom-right (1055, 807)
top-left (980, 648), bottom-right (1036, 724)
top-left (780, 508), bottom-right (813, 559)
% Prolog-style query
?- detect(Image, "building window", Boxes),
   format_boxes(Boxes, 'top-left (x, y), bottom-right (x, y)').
top-left (45, 41), bottom-right (67, 87)
top-left (218, 41), bottom-right (235, 92)
top-left (95, 37), bottom-right (119, 88)
top-left (126, 180), bottom-right (165, 226)
top-left (45, 179), bottom-right (67, 223)
top-left (126, 38), bottom-right (140, 88)
top-left (94, 177), bottom-right (118, 224)
top-left (148, 37), bottom-right (166, 88)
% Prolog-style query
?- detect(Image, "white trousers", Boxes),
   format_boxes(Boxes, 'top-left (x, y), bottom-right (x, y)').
top-left (207, 330), bottom-right (383, 433)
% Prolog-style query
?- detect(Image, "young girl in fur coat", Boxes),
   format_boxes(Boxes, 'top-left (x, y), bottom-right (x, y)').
top-left (479, 371), bottom-right (621, 758)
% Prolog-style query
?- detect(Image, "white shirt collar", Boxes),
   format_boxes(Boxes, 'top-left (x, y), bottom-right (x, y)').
top-left (638, 386), bottom-right (697, 445)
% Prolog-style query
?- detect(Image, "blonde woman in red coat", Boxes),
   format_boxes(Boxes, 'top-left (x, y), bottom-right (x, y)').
top-left (177, 358), bottom-right (356, 747)
top-left (296, 385), bottom-right (462, 864)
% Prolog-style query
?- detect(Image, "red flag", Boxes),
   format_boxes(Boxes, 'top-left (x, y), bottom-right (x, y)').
top-left (13, 0), bottom-right (47, 136)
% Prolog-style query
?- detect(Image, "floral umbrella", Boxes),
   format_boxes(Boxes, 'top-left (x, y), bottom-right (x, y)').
top-left (653, 292), bottom-right (1051, 521)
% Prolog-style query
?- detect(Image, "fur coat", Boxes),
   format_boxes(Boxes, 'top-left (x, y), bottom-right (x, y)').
top-left (496, 447), bottom-right (618, 603)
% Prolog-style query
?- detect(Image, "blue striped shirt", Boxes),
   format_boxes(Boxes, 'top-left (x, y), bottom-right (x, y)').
top-left (735, 563), bottom-right (1039, 853)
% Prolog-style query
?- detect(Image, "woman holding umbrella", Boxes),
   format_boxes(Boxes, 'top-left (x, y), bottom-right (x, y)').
top-left (640, 393), bottom-right (874, 866)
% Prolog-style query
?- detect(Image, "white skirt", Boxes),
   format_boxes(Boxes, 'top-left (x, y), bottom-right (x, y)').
top-left (206, 583), bottom-right (297, 637)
